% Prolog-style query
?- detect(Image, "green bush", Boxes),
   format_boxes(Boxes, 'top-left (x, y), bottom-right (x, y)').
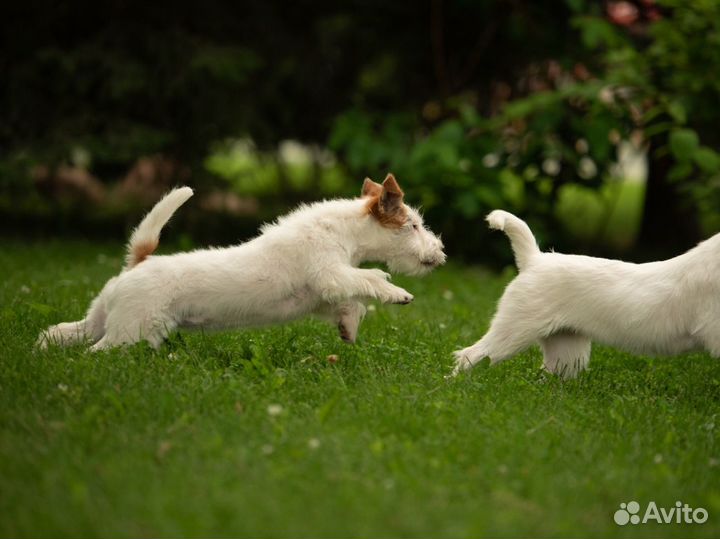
top-left (329, 0), bottom-right (720, 261)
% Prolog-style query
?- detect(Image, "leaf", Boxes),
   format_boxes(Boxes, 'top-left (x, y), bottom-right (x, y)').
top-left (693, 147), bottom-right (720, 173)
top-left (574, 17), bottom-right (621, 49)
top-left (668, 162), bottom-right (693, 183)
top-left (667, 100), bottom-right (687, 124)
top-left (454, 191), bottom-right (481, 219)
top-left (565, 0), bottom-right (585, 12)
top-left (501, 98), bottom-right (534, 119)
top-left (499, 169), bottom-right (525, 206)
top-left (669, 128), bottom-right (699, 161)
top-left (501, 91), bottom-right (561, 121)
top-left (583, 115), bottom-right (614, 163)
top-left (642, 105), bottom-right (665, 124)
top-left (475, 184), bottom-right (504, 208)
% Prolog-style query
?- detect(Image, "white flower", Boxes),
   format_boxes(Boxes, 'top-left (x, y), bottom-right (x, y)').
top-left (542, 158), bottom-right (561, 176)
top-left (578, 156), bottom-right (597, 179)
top-left (279, 140), bottom-right (311, 166)
top-left (267, 404), bottom-right (283, 417)
top-left (482, 153), bottom-right (500, 168)
top-left (307, 438), bottom-right (321, 450)
top-left (599, 86), bottom-right (614, 104)
top-left (442, 290), bottom-right (454, 301)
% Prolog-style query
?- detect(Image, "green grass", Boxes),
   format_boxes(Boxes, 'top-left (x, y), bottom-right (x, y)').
top-left (1, 239), bottom-right (719, 538)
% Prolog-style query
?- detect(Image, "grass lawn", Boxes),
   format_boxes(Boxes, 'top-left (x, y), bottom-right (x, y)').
top-left (1, 239), bottom-right (719, 538)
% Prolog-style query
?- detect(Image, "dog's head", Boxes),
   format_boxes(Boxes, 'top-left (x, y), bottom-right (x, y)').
top-left (361, 174), bottom-right (446, 276)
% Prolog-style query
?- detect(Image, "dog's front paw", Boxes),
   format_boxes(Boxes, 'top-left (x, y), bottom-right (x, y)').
top-left (368, 268), bottom-right (392, 281)
top-left (388, 288), bottom-right (414, 305)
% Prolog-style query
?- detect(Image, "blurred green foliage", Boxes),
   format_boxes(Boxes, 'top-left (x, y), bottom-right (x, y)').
top-left (329, 83), bottom-right (625, 258)
top-left (2, 0), bottom-right (719, 261)
top-left (330, 0), bottom-right (720, 259)
top-left (206, 140), bottom-right (346, 199)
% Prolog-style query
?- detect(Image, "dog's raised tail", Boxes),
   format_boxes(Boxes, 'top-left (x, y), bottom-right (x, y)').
top-left (124, 186), bottom-right (194, 270)
top-left (486, 210), bottom-right (540, 271)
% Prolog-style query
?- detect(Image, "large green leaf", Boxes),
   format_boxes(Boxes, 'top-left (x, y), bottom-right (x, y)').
top-left (694, 146), bottom-right (720, 173)
top-left (669, 128), bottom-right (700, 161)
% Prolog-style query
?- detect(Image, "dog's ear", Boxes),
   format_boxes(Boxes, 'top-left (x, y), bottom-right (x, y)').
top-left (380, 173), bottom-right (404, 214)
top-left (361, 177), bottom-right (383, 198)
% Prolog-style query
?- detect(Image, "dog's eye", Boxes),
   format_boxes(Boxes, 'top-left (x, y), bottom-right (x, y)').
top-left (412, 223), bottom-right (419, 230)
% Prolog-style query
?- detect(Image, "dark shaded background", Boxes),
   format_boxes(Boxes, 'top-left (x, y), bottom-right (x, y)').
top-left (2, 0), bottom-right (719, 264)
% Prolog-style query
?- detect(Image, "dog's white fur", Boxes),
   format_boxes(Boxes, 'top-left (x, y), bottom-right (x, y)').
top-left (453, 209), bottom-right (720, 378)
top-left (38, 175), bottom-right (445, 350)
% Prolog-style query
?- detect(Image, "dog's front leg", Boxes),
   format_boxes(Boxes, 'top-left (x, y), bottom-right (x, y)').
top-left (318, 266), bottom-right (413, 305)
top-left (313, 301), bottom-right (367, 343)
top-left (335, 301), bottom-right (366, 343)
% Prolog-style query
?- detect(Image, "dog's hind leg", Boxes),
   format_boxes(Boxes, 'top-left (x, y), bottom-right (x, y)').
top-left (82, 294), bottom-right (108, 344)
top-left (36, 295), bottom-right (108, 349)
top-left (540, 332), bottom-right (591, 379)
top-left (452, 319), bottom-right (540, 376)
top-left (37, 320), bottom-right (88, 348)
top-left (90, 310), bottom-right (176, 351)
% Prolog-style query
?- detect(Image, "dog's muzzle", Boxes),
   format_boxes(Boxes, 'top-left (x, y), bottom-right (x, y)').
top-left (422, 252), bottom-right (446, 268)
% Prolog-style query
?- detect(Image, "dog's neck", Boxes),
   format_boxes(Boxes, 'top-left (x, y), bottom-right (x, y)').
top-left (348, 217), bottom-right (395, 267)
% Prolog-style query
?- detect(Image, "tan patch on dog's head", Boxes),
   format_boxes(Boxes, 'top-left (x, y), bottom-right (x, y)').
top-left (364, 173), bottom-right (407, 228)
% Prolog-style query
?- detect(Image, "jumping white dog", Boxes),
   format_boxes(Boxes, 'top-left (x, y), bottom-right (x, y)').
top-left (38, 174), bottom-right (445, 350)
top-left (453, 209), bottom-right (720, 378)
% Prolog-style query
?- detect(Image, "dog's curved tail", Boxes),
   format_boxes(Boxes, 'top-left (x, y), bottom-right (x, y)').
top-left (124, 186), bottom-right (194, 270)
top-left (486, 210), bottom-right (540, 271)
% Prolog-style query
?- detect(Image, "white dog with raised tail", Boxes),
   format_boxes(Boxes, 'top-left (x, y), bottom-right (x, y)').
top-left (38, 174), bottom-right (446, 351)
top-left (453, 209), bottom-right (720, 378)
